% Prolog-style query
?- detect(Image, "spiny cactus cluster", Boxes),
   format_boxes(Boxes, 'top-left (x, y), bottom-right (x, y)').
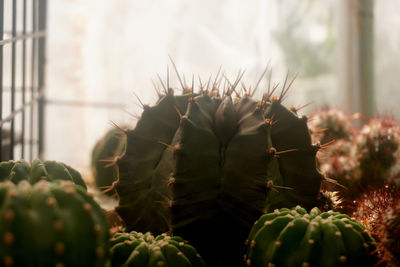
top-left (245, 206), bottom-right (376, 267)
top-left (308, 108), bottom-right (356, 145)
top-left (0, 159), bottom-right (86, 190)
top-left (110, 231), bottom-right (205, 266)
top-left (353, 185), bottom-right (400, 267)
top-left (356, 117), bottom-right (400, 187)
top-left (310, 111), bottom-right (400, 200)
top-left (115, 70), bottom-right (327, 266)
top-left (376, 198), bottom-right (400, 267)
top-left (91, 128), bottom-right (126, 195)
top-left (0, 180), bottom-right (109, 267)
top-left (308, 108), bottom-right (358, 188)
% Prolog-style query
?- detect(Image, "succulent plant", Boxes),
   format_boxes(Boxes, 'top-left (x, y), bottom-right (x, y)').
top-left (308, 108), bottom-right (356, 145)
top-left (115, 71), bottom-right (325, 266)
top-left (355, 117), bottom-right (400, 188)
top-left (91, 128), bottom-right (126, 195)
top-left (317, 190), bottom-right (342, 212)
top-left (110, 231), bottom-right (205, 266)
top-left (314, 115), bottom-right (400, 201)
top-left (0, 180), bottom-right (109, 267)
top-left (0, 159), bottom-right (86, 190)
top-left (376, 199), bottom-right (400, 267)
top-left (353, 185), bottom-right (400, 267)
top-left (245, 206), bottom-right (376, 267)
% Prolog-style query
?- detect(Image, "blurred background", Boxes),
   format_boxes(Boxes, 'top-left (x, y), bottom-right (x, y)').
top-left (0, 0), bottom-right (399, 178)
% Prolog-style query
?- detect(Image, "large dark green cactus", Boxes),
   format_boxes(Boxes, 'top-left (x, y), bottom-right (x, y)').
top-left (0, 159), bottom-right (86, 190)
top-left (245, 206), bottom-right (376, 267)
top-left (116, 75), bottom-right (324, 266)
top-left (110, 231), bottom-right (205, 266)
top-left (91, 128), bottom-right (126, 195)
top-left (0, 180), bottom-right (109, 267)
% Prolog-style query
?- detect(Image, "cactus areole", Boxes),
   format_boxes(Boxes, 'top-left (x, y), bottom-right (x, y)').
top-left (116, 74), bottom-right (324, 266)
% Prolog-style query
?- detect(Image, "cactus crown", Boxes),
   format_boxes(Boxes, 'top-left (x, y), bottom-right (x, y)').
top-left (0, 159), bottom-right (86, 190)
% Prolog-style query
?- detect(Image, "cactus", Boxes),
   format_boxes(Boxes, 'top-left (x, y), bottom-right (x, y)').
top-left (313, 114), bottom-right (400, 200)
top-left (317, 190), bottom-right (342, 212)
top-left (115, 72), bottom-right (324, 266)
top-left (91, 128), bottom-right (126, 195)
top-left (355, 117), bottom-right (400, 188)
top-left (375, 199), bottom-right (400, 267)
top-left (353, 185), bottom-right (400, 267)
top-left (0, 180), bottom-right (109, 267)
top-left (0, 159), bottom-right (86, 190)
top-left (308, 108), bottom-right (356, 145)
top-left (245, 206), bottom-right (376, 267)
top-left (110, 231), bottom-right (205, 266)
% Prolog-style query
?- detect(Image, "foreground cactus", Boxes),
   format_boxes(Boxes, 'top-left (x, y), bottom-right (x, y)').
top-left (245, 206), bottom-right (376, 267)
top-left (110, 231), bottom-right (205, 266)
top-left (0, 159), bottom-right (86, 190)
top-left (0, 180), bottom-right (109, 266)
top-left (115, 72), bottom-right (324, 265)
top-left (91, 128), bottom-right (126, 195)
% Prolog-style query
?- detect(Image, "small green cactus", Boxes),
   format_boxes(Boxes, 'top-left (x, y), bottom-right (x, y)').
top-left (0, 159), bottom-right (86, 190)
top-left (91, 128), bottom-right (126, 195)
top-left (0, 180), bottom-right (109, 267)
top-left (245, 206), bottom-right (376, 267)
top-left (110, 231), bottom-right (205, 267)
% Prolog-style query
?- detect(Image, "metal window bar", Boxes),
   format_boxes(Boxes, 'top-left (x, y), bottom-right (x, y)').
top-left (0, 0), bottom-right (47, 161)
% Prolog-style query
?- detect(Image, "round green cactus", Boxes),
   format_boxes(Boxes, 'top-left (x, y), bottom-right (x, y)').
top-left (110, 231), bottom-right (205, 267)
top-left (116, 74), bottom-right (324, 265)
top-left (0, 159), bottom-right (86, 190)
top-left (0, 180), bottom-right (109, 267)
top-left (245, 206), bottom-right (376, 267)
top-left (91, 128), bottom-right (126, 195)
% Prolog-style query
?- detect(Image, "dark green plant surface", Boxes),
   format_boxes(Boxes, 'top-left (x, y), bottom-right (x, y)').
top-left (91, 128), bottom-right (126, 195)
top-left (110, 231), bottom-right (205, 267)
top-left (0, 159), bottom-right (86, 190)
top-left (245, 206), bottom-right (376, 267)
top-left (115, 74), bottom-right (324, 266)
top-left (0, 180), bottom-right (109, 267)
